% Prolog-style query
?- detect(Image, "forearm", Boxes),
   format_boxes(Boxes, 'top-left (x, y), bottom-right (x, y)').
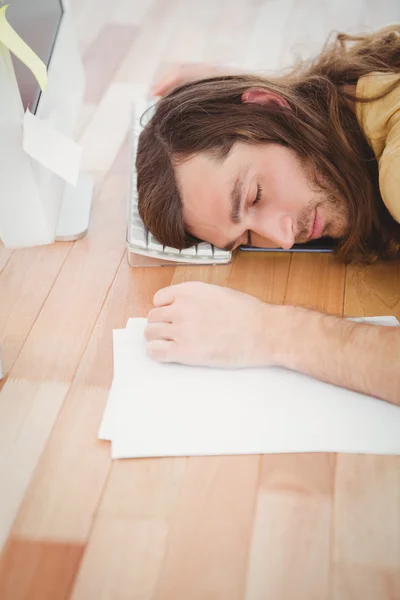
top-left (272, 305), bottom-right (400, 404)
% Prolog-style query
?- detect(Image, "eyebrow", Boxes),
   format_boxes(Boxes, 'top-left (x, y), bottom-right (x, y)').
top-left (223, 172), bottom-right (246, 250)
top-left (230, 174), bottom-right (244, 224)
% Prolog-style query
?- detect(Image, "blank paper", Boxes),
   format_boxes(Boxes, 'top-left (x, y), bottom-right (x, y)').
top-left (100, 317), bottom-right (400, 459)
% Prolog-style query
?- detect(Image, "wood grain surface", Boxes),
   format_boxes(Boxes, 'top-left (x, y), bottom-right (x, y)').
top-left (0, 1), bottom-right (399, 598)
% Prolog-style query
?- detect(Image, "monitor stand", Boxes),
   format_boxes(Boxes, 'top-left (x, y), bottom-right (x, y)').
top-left (55, 173), bottom-right (94, 241)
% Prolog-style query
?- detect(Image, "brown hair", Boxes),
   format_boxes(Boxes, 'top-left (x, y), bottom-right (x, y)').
top-left (136, 25), bottom-right (400, 263)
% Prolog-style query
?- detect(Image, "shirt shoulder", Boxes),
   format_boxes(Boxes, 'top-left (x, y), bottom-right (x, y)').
top-left (356, 72), bottom-right (400, 157)
top-left (355, 72), bottom-right (400, 223)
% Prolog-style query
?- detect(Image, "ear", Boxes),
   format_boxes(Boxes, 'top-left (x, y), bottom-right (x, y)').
top-left (241, 87), bottom-right (290, 109)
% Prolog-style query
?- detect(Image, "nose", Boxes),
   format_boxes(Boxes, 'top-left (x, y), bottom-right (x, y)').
top-left (251, 214), bottom-right (295, 250)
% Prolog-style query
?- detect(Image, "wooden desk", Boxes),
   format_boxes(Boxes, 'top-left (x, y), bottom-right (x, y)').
top-left (0, 0), bottom-right (400, 597)
top-left (1, 176), bottom-right (399, 598)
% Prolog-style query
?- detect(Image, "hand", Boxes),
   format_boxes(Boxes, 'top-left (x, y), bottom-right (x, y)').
top-left (151, 62), bottom-right (227, 97)
top-left (144, 282), bottom-right (282, 368)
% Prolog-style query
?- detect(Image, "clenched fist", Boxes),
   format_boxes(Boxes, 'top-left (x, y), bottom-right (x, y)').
top-left (145, 281), bottom-right (284, 368)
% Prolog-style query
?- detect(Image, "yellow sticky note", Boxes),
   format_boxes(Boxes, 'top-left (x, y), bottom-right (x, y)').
top-left (0, 4), bottom-right (47, 91)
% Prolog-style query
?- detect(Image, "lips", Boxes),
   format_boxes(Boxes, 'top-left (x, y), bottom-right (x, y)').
top-left (309, 209), bottom-right (323, 240)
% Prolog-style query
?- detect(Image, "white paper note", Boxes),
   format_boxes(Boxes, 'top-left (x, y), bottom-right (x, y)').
top-left (100, 318), bottom-right (400, 459)
top-left (99, 318), bottom-right (146, 441)
top-left (98, 316), bottom-right (400, 443)
top-left (23, 110), bottom-right (82, 186)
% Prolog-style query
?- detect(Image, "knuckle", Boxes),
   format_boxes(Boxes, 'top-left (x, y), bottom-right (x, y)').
top-left (147, 309), bottom-right (157, 323)
top-left (182, 281), bottom-right (205, 294)
top-left (146, 340), bottom-right (172, 362)
top-left (146, 340), bottom-right (162, 359)
top-left (144, 324), bottom-right (158, 341)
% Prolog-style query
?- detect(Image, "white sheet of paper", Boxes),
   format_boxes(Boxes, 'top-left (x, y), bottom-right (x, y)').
top-left (98, 315), bottom-right (399, 442)
top-left (23, 110), bottom-right (82, 186)
top-left (101, 318), bottom-right (400, 459)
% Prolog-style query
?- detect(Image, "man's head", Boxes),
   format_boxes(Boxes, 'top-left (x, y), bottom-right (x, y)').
top-left (175, 118), bottom-right (348, 252)
top-left (137, 29), bottom-right (400, 262)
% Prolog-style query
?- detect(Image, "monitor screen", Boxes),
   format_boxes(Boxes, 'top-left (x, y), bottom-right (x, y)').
top-left (6, 0), bottom-right (64, 112)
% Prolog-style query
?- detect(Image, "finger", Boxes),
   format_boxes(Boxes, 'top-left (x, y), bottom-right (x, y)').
top-left (147, 306), bottom-right (174, 323)
top-left (153, 285), bottom-right (177, 307)
top-left (144, 323), bottom-right (174, 342)
top-left (146, 339), bottom-right (177, 363)
top-left (154, 281), bottom-right (205, 307)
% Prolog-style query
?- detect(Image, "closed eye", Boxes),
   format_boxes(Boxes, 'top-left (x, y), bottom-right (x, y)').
top-left (253, 184), bottom-right (263, 206)
top-left (246, 185), bottom-right (262, 245)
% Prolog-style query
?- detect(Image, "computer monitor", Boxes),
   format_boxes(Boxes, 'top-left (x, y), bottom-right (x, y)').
top-left (7, 0), bottom-right (63, 113)
top-left (0, 0), bottom-right (93, 249)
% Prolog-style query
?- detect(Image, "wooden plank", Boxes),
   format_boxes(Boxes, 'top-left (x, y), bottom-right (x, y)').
top-left (243, 0), bottom-right (295, 71)
top-left (11, 139), bottom-right (130, 383)
top-left (285, 253), bottom-right (346, 314)
top-left (246, 454), bottom-right (335, 600)
top-left (99, 458), bottom-right (186, 520)
top-left (228, 251), bottom-right (291, 303)
top-left (153, 456), bottom-right (260, 600)
top-left (332, 456), bottom-right (400, 600)
top-left (3, 2), bottom-right (400, 600)
top-left (204, 0), bottom-right (264, 65)
top-left (0, 537), bottom-right (84, 600)
top-left (112, 0), bottom-right (156, 26)
top-left (0, 140), bottom-right (131, 549)
top-left (158, 0), bottom-right (221, 65)
top-left (148, 253), bottom-right (290, 599)
top-left (72, 455), bottom-right (185, 598)
top-left (334, 260), bottom-right (400, 598)
top-left (72, 0), bottom-right (120, 54)
top-left (0, 380), bottom-right (69, 550)
top-left (71, 517), bottom-right (168, 600)
top-left (344, 262), bottom-right (400, 319)
top-left (243, 252), bottom-right (346, 599)
top-left (171, 262), bottom-right (232, 286)
top-left (83, 24), bottom-right (138, 104)
top-left (115, 0), bottom-right (185, 87)
top-left (0, 244), bottom-right (12, 274)
top-left (0, 244), bottom-right (71, 377)
top-left (80, 83), bottom-right (146, 177)
top-left (13, 264), bottom-right (175, 542)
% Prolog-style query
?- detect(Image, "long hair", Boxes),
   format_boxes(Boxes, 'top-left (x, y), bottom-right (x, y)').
top-left (136, 25), bottom-right (400, 263)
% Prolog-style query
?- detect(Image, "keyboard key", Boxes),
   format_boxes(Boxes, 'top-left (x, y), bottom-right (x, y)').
top-left (213, 246), bottom-right (230, 258)
top-left (131, 226), bottom-right (147, 248)
top-left (180, 246), bottom-right (197, 256)
top-left (196, 242), bottom-right (213, 257)
top-left (164, 246), bottom-right (180, 255)
top-left (148, 234), bottom-right (164, 251)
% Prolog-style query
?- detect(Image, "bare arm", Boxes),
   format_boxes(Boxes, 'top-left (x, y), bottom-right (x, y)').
top-left (275, 305), bottom-right (400, 404)
top-left (146, 282), bottom-right (400, 405)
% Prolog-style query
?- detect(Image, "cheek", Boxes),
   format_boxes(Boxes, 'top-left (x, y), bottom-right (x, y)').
top-left (268, 166), bottom-right (311, 211)
top-left (250, 233), bottom-right (279, 248)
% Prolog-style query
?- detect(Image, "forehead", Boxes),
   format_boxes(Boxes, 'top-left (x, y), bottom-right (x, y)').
top-left (174, 145), bottom-right (251, 240)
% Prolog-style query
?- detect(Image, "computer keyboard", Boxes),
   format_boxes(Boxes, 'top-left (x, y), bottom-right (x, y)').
top-left (127, 98), bottom-right (232, 267)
